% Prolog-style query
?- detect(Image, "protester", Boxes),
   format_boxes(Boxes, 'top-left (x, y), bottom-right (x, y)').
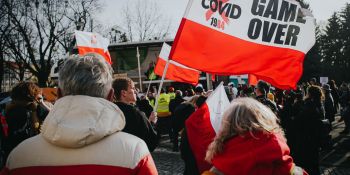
top-left (113, 77), bottom-right (159, 152)
top-left (169, 90), bottom-right (185, 115)
top-left (153, 88), bottom-right (172, 141)
top-left (309, 77), bottom-right (317, 86)
top-left (339, 83), bottom-right (350, 134)
top-left (255, 80), bottom-right (278, 114)
top-left (288, 90), bottom-right (305, 156)
top-left (2, 82), bottom-right (41, 162)
top-left (169, 90), bottom-right (185, 151)
top-left (204, 97), bottom-right (307, 175)
top-left (322, 84), bottom-right (336, 123)
top-left (168, 87), bottom-right (176, 100)
top-left (172, 102), bottom-right (195, 152)
top-left (183, 89), bottom-right (194, 101)
top-left (328, 80), bottom-right (340, 113)
top-left (194, 85), bottom-right (205, 96)
top-left (1, 53), bottom-right (158, 174)
top-left (147, 90), bottom-right (156, 107)
top-left (294, 85), bottom-right (325, 175)
top-left (180, 95), bottom-right (208, 175)
top-left (227, 83), bottom-right (238, 101)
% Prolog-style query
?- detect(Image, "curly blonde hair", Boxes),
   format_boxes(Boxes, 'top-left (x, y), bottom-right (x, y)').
top-left (205, 97), bottom-right (283, 162)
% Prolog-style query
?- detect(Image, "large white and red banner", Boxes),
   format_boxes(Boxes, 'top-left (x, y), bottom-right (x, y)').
top-left (170, 0), bottom-right (315, 89)
top-left (75, 31), bottom-right (112, 64)
top-left (185, 83), bottom-right (230, 173)
top-left (154, 43), bottom-right (200, 85)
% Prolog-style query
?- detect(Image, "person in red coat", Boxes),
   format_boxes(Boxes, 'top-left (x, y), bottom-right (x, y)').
top-left (204, 97), bottom-right (307, 175)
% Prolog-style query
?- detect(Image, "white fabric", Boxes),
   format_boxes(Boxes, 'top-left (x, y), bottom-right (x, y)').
top-left (206, 83), bottom-right (230, 134)
top-left (75, 30), bottom-right (110, 52)
top-left (41, 95), bottom-right (125, 148)
top-left (7, 96), bottom-right (150, 169)
top-left (159, 43), bottom-right (199, 71)
top-left (184, 0), bottom-right (315, 53)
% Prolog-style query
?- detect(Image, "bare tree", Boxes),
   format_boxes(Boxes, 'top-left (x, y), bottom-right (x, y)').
top-left (121, 0), bottom-right (172, 42)
top-left (0, 0), bottom-right (101, 87)
top-left (0, 0), bottom-right (7, 90)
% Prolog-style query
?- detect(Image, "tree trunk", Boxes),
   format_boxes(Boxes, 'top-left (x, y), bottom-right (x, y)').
top-left (0, 51), bottom-right (3, 92)
top-left (37, 71), bottom-right (49, 87)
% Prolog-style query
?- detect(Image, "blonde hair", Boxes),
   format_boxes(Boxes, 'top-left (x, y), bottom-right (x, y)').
top-left (205, 97), bottom-right (283, 162)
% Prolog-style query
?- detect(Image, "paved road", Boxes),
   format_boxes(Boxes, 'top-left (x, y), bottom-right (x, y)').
top-left (319, 118), bottom-right (350, 175)
top-left (153, 117), bottom-right (350, 175)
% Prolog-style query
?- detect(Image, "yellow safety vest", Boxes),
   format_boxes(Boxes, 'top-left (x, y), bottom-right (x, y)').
top-left (168, 92), bottom-right (176, 100)
top-left (157, 93), bottom-right (171, 117)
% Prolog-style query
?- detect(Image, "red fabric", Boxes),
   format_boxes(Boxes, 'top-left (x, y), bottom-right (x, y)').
top-left (248, 74), bottom-right (259, 86)
top-left (0, 154), bottom-right (157, 175)
top-left (0, 167), bottom-right (9, 175)
top-left (170, 19), bottom-right (305, 90)
top-left (185, 103), bottom-right (215, 173)
top-left (133, 154), bottom-right (158, 175)
top-left (211, 132), bottom-right (296, 175)
top-left (154, 57), bottom-right (199, 85)
top-left (77, 46), bottom-right (112, 64)
top-left (0, 114), bottom-right (8, 137)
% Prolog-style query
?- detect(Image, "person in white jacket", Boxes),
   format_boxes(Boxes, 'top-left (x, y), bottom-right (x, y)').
top-left (1, 53), bottom-right (158, 175)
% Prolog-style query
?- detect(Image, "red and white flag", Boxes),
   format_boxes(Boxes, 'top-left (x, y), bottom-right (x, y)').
top-left (170, 0), bottom-right (315, 89)
top-left (248, 74), bottom-right (259, 86)
top-left (154, 43), bottom-right (200, 85)
top-left (75, 30), bottom-right (112, 64)
top-left (185, 82), bottom-right (230, 173)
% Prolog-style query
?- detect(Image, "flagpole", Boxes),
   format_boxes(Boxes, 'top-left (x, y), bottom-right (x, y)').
top-left (154, 59), bottom-right (170, 112)
top-left (206, 73), bottom-right (213, 90)
top-left (146, 78), bottom-right (153, 96)
top-left (136, 46), bottom-right (143, 92)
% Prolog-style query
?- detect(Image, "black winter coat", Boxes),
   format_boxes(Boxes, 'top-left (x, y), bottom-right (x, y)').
top-left (293, 98), bottom-right (324, 175)
top-left (116, 102), bottom-right (159, 152)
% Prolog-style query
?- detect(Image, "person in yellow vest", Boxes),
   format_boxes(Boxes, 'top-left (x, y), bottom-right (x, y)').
top-left (156, 88), bottom-right (172, 137)
top-left (168, 87), bottom-right (176, 100)
top-left (157, 88), bottom-right (171, 117)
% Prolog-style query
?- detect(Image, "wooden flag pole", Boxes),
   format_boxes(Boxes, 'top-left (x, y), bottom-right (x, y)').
top-left (154, 57), bottom-right (170, 112)
top-left (136, 46), bottom-right (143, 92)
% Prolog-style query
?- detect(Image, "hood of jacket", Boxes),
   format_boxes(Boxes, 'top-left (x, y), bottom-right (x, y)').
top-left (41, 95), bottom-right (125, 148)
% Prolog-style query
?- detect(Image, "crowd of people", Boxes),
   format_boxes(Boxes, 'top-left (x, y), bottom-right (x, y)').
top-left (0, 53), bottom-right (349, 175)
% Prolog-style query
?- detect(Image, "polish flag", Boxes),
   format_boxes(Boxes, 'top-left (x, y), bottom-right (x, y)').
top-left (249, 74), bottom-right (292, 90)
top-left (248, 74), bottom-right (259, 86)
top-left (170, 0), bottom-right (315, 89)
top-left (154, 43), bottom-right (200, 85)
top-left (75, 30), bottom-right (112, 64)
top-left (185, 83), bottom-right (230, 173)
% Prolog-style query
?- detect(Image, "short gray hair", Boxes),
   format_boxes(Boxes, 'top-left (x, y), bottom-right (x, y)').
top-left (58, 53), bottom-right (113, 98)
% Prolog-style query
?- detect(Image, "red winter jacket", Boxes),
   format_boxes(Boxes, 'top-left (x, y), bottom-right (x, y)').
top-left (211, 132), bottom-right (308, 175)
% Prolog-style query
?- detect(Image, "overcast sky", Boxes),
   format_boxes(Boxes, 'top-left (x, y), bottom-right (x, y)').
top-left (98, 0), bottom-right (350, 37)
